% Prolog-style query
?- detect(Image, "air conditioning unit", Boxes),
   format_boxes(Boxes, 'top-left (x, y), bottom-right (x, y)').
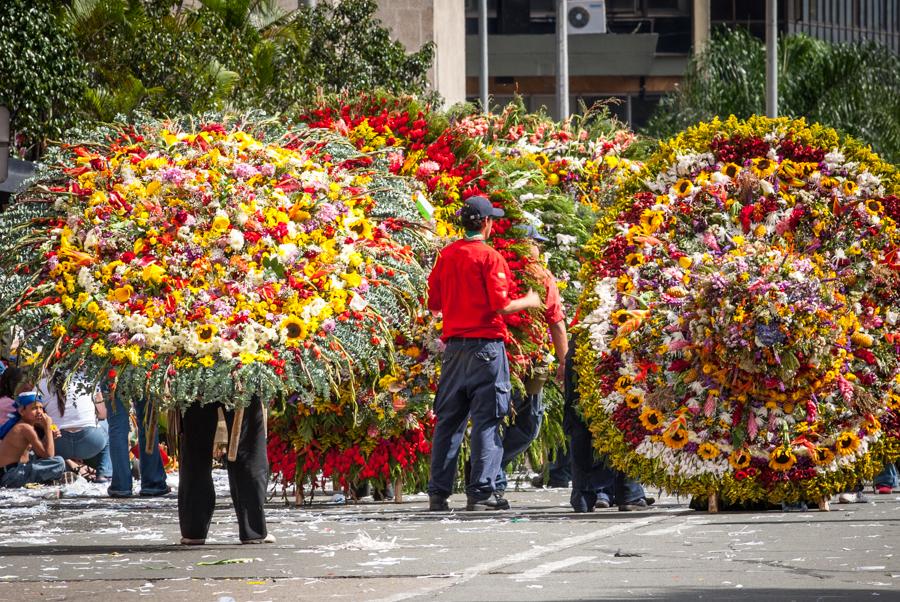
top-left (567, 0), bottom-right (608, 34)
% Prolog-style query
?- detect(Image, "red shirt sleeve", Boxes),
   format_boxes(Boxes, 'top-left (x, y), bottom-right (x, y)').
top-left (427, 252), bottom-right (443, 313)
top-left (543, 274), bottom-right (566, 325)
top-left (483, 251), bottom-right (511, 313)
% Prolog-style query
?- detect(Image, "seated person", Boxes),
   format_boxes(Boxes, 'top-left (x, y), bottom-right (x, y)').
top-left (0, 388), bottom-right (66, 488)
top-left (40, 371), bottom-right (111, 483)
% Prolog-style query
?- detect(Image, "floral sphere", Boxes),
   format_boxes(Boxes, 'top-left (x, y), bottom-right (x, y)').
top-left (576, 115), bottom-right (900, 503)
top-left (0, 117), bottom-right (432, 413)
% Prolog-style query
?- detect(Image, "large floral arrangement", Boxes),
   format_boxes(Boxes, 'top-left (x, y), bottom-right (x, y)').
top-left (576, 115), bottom-right (900, 503)
top-left (0, 116), bottom-right (433, 426)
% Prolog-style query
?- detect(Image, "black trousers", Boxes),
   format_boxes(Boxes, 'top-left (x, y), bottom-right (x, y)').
top-left (178, 397), bottom-right (268, 541)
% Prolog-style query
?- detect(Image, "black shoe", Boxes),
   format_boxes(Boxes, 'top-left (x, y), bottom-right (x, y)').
top-left (466, 494), bottom-right (510, 511)
top-left (594, 499), bottom-right (611, 509)
top-left (618, 498), bottom-right (650, 511)
top-left (644, 496), bottom-right (655, 507)
top-left (428, 495), bottom-right (449, 511)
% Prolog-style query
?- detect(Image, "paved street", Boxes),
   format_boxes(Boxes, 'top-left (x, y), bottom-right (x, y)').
top-left (0, 473), bottom-right (898, 601)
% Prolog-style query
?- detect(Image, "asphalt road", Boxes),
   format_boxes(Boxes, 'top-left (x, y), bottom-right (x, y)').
top-left (0, 472), bottom-right (898, 601)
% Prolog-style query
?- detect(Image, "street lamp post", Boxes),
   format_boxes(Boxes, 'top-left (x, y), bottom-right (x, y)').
top-left (479, 0), bottom-right (489, 112)
top-left (766, 0), bottom-right (778, 117)
top-left (556, 0), bottom-right (569, 120)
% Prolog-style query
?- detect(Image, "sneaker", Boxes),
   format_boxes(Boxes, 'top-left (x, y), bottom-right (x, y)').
top-left (139, 486), bottom-right (172, 497)
top-left (837, 492), bottom-right (858, 504)
top-left (618, 498), bottom-right (650, 512)
top-left (594, 499), bottom-right (611, 509)
top-left (644, 496), bottom-right (656, 506)
top-left (428, 495), bottom-right (449, 511)
top-left (466, 494), bottom-right (510, 511)
top-left (876, 485), bottom-right (893, 495)
top-left (781, 501), bottom-right (808, 512)
top-left (180, 537), bottom-right (206, 545)
top-left (242, 534), bottom-right (276, 544)
top-left (530, 476), bottom-right (544, 488)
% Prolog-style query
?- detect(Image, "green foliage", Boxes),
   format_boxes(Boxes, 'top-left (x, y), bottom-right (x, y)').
top-left (3, 0), bottom-right (435, 156)
top-left (645, 27), bottom-right (900, 163)
top-left (0, 0), bottom-right (86, 157)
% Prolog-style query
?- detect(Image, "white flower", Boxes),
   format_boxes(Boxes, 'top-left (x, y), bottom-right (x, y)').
top-left (228, 229), bottom-right (244, 251)
top-left (77, 267), bottom-right (97, 293)
top-left (759, 179), bottom-right (775, 195)
top-left (349, 292), bottom-right (368, 312)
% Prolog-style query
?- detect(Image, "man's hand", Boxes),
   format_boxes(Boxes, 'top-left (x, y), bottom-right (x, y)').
top-left (499, 289), bottom-right (543, 314)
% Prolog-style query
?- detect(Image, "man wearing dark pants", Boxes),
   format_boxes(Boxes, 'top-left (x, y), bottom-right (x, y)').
top-left (563, 340), bottom-right (654, 512)
top-left (427, 196), bottom-right (541, 512)
top-left (178, 396), bottom-right (272, 544)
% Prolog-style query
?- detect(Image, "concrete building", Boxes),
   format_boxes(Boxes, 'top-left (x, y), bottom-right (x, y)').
top-left (464, 0), bottom-right (900, 127)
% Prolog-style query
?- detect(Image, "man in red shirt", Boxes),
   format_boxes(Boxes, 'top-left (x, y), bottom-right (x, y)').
top-left (427, 196), bottom-right (540, 511)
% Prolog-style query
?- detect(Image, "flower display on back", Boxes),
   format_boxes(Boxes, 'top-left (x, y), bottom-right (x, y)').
top-left (576, 115), bottom-right (900, 503)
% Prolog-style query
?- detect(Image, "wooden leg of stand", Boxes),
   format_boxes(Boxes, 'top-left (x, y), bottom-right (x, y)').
top-left (817, 498), bottom-right (830, 511)
top-left (708, 491), bottom-right (719, 513)
top-left (394, 473), bottom-right (403, 504)
top-left (227, 407), bottom-right (244, 462)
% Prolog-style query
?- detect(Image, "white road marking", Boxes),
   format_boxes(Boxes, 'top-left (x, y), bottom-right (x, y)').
top-left (510, 555), bottom-right (596, 581)
top-left (372, 514), bottom-right (671, 602)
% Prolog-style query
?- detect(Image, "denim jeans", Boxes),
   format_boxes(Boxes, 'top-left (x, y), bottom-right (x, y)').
top-left (428, 339), bottom-right (511, 500)
top-left (875, 462), bottom-right (899, 488)
top-left (55, 422), bottom-right (112, 478)
top-left (495, 390), bottom-right (543, 493)
top-left (106, 395), bottom-right (168, 496)
top-left (0, 456), bottom-right (65, 488)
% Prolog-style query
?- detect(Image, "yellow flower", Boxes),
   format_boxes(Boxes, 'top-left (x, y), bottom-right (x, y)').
top-left (90, 341), bottom-right (108, 357)
top-left (850, 331), bottom-right (874, 347)
top-left (211, 213), bottom-right (231, 231)
top-left (834, 431), bottom-right (860, 455)
top-left (865, 199), bottom-right (883, 215)
top-left (624, 253), bottom-right (645, 267)
top-left (811, 446), bottom-right (835, 465)
top-left (768, 447), bottom-right (797, 471)
top-left (673, 179), bottom-right (694, 197)
top-left (51, 324), bottom-right (66, 338)
top-left (141, 263), bottom-right (166, 284)
top-left (614, 375), bottom-right (633, 393)
top-left (639, 407), bottom-right (664, 431)
top-left (841, 180), bottom-right (859, 197)
top-left (112, 284), bottom-right (134, 303)
top-left (728, 449), bottom-right (752, 470)
top-left (721, 163), bottom-right (741, 179)
top-left (196, 323), bottom-right (218, 343)
top-left (662, 427), bottom-right (690, 449)
top-left (677, 255), bottom-right (692, 269)
top-left (697, 442), bottom-right (720, 460)
top-left (281, 315), bottom-right (308, 345)
top-left (751, 157), bottom-right (776, 178)
top-left (624, 390), bottom-right (643, 409)
top-left (863, 415), bottom-right (881, 436)
top-left (611, 310), bottom-right (632, 327)
top-left (616, 274), bottom-right (634, 293)
top-left (198, 355), bottom-right (215, 368)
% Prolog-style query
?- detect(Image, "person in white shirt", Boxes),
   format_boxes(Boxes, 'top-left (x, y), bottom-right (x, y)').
top-left (39, 370), bottom-right (111, 483)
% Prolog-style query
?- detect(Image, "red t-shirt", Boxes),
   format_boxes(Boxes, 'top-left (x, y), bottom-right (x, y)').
top-left (543, 273), bottom-right (565, 326)
top-left (428, 239), bottom-right (511, 340)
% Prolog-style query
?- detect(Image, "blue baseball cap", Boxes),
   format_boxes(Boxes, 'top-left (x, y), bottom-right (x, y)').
top-left (462, 196), bottom-right (504, 220)
top-left (516, 223), bottom-right (549, 242)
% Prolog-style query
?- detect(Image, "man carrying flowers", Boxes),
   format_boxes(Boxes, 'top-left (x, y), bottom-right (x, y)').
top-left (426, 196), bottom-right (541, 511)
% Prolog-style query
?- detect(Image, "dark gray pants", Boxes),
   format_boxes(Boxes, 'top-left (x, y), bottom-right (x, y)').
top-left (428, 338), bottom-right (510, 500)
top-left (178, 397), bottom-right (268, 541)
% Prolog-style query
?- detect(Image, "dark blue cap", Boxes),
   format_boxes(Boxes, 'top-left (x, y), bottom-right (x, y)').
top-left (462, 196), bottom-right (504, 220)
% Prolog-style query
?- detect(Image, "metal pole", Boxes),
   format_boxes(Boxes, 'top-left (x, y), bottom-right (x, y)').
top-left (556, 0), bottom-right (569, 120)
top-left (479, 0), bottom-right (489, 112)
top-left (765, 0), bottom-right (778, 117)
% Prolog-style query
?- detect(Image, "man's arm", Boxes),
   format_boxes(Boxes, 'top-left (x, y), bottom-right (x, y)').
top-left (427, 253), bottom-right (443, 316)
top-left (18, 421), bottom-right (55, 458)
top-left (498, 289), bottom-right (542, 314)
top-left (549, 319), bottom-right (568, 381)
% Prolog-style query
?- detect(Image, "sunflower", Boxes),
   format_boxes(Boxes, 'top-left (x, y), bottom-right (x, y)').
top-left (662, 427), bottom-right (690, 449)
top-left (611, 309), bottom-right (632, 327)
top-left (533, 153), bottom-right (549, 168)
top-left (863, 415), bottom-right (881, 436)
top-left (834, 431), bottom-right (860, 455)
top-left (697, 442), bottom-right (721, 460)
top-left (640, 209), bottom-right (665, 232)
top-left (751, 157), bottom-right (777, 178)
top-left (721, 163), bottom-right (741, 179)
top-left (639, 407), bottom-right (663, 431)
top-left (811, 446), bottom-right (835, 465)
top-left (673, 179), bottom-right (694, 197)
top-left (196, 323), bottom-right (218, 343)
top-left (616, 274), bottom-right (634, 293)
top-left (624, 390), bottom-right (643, 409)
top-left (865, 199), bottom-right (883, 215)
top-left (281, 315), bottom-right (308, 345)
top-left (624, 252), bottom-right (646, 267)
top-left (841, 180), bottom-right (859, 197)
top-left (728, 449), bottom-right (752, 470)
top-left (614, 375), bottom-right (633, 393)
top-left (768, 447), bottom-right (797, 472)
